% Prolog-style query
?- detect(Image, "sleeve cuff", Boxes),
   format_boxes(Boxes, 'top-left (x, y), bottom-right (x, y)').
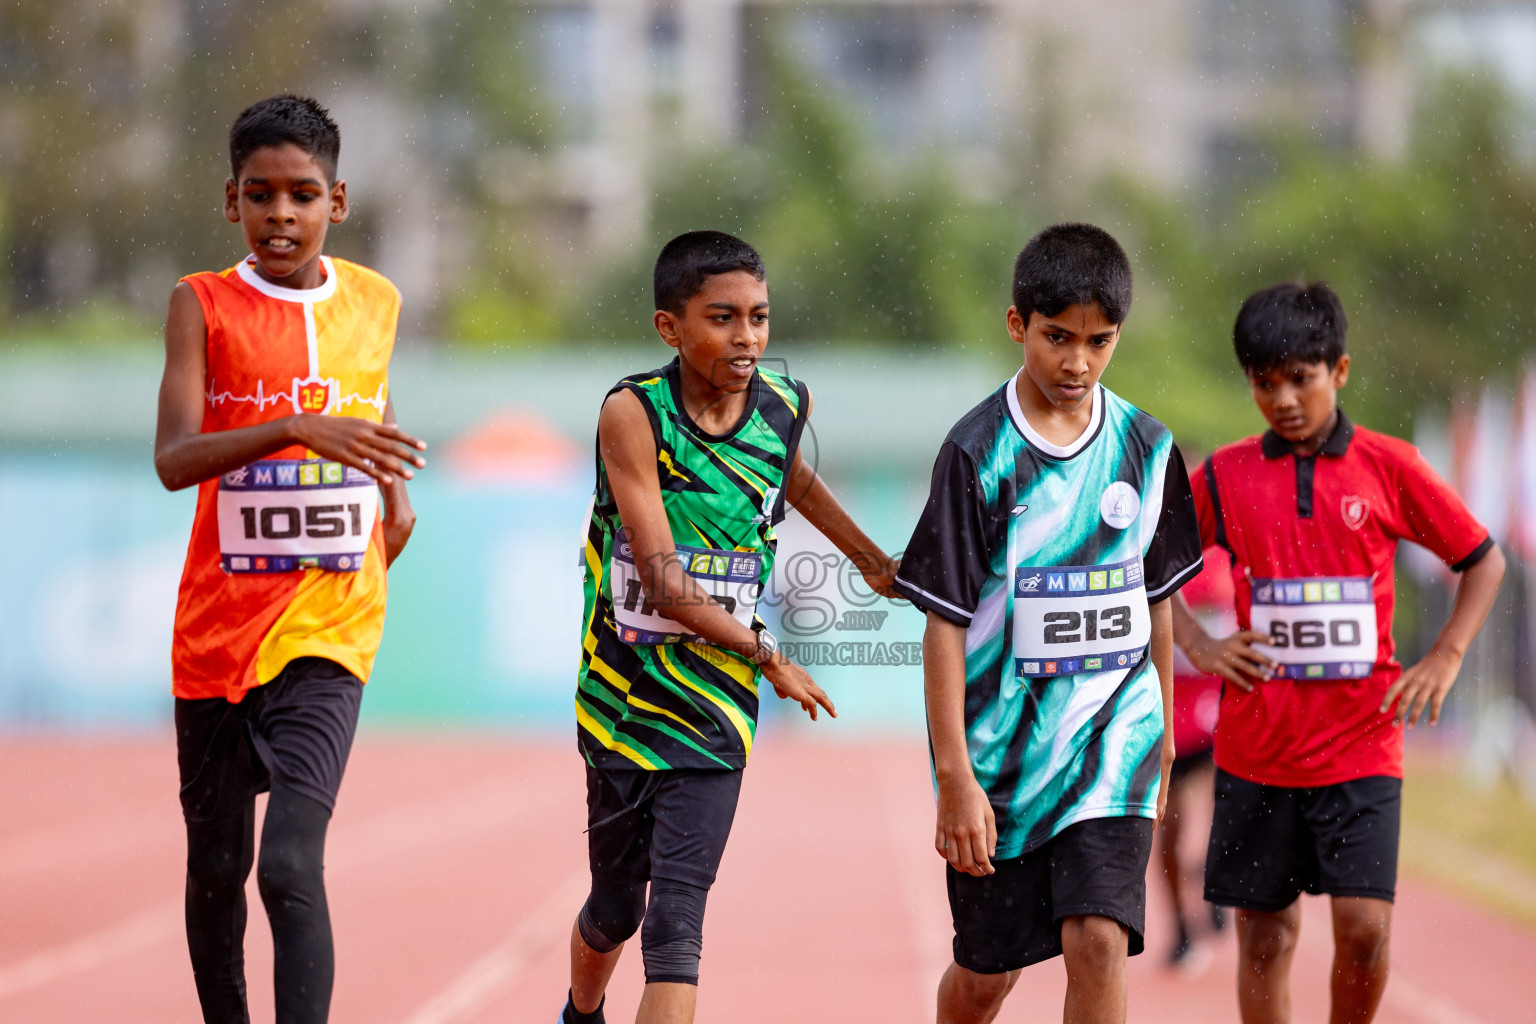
top-left (1146, 556), bottom-right (1204, 604)
top-left (893, 576), bottom-right (973, 627)
top-left (1449, 535), bottom-right (1495, 573)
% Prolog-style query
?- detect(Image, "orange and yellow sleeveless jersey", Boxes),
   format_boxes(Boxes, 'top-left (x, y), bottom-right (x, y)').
top-left (172, 255), bottom-right (399, 702)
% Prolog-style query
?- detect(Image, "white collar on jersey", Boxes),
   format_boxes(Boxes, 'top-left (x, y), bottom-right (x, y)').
top-left (236, 254), bottom-right (337, 303)
top-left (1004, 367), bottom-right (1103, 459)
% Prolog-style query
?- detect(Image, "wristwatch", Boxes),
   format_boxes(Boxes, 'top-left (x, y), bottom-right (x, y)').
top-left (750, 628), bottom-right (779, 666)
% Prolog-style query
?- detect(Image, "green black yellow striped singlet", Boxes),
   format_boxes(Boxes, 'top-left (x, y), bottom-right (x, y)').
top-left (576, 358), bottom-right (809, 770)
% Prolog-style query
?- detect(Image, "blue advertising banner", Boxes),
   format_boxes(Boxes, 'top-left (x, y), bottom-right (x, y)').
top-left (0, 454), bottom-right (927, 734)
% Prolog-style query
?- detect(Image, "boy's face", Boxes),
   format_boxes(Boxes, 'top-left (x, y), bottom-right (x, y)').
top-left (1007, 302), bottom-right (1121, 413)
top-left (224, 143), bottom-right (348, 289)
top-left (1248, 355), bottom-right (1350, 446)
top-left (653, 270), bottom-right (770, 393)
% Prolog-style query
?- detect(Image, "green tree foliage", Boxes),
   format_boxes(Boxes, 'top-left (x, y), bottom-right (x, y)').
top-left (1108, 75), bottom-right (1536, 445)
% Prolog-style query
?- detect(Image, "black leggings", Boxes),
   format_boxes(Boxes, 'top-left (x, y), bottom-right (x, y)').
top-left (184, 783), bottom-right (335, 1024)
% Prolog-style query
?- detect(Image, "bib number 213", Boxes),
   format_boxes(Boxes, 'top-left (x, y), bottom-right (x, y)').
top-left (1043, 606), bottom-right (1134, 644)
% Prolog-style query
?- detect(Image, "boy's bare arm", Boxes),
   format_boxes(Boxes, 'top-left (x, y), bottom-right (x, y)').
top-left (599, 389), bottom-right (834, 720)
top-left (1383, 542), bottom-right (1506, 727)
top-left (785, 444), bottom-right (899, 598)
top-left (1169, 591), bottom-right (1272, 690)
top-left (153, 282), bottom-right (426, 492)
top-left (1150, 599), bottom-right (1176, 822)
top-left (926, 610), bottom-right (995, 876)
top-left (379, 397), bottom-right (417, 568)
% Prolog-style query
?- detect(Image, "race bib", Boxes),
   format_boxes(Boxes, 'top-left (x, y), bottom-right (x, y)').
top-left (217, 459), bottom-right (378, 573)
top-left (1013, 557), bottom-right (1152, 678)
top-left (1250, 576), bottom-right (1376, 680)
top-left (610, 531), bottom-right (762, 645)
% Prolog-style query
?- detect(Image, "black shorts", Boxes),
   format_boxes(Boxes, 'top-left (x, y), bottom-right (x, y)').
top-left (176, 657), bottom-right (363, 828)
top-left (947, 816), bottom-right (1155, 974)
top-left (586, 764), bottom-right (743, 891)
top-left (1204, 769), bottom-right (1400, 911)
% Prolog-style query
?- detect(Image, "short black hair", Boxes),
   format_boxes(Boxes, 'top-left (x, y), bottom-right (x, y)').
top-left (1012, 223), bottom-right (1133, 326)
top-left (1233, 281), bottom-right (1348, 375)
top-left (229, 95), bottom-right (341, 184)
top-left (653, 231), bottom-right (766, 314)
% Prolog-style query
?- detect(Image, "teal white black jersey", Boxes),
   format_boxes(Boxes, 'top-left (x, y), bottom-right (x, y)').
top-left (895, 374), bottom-right (1202, 859)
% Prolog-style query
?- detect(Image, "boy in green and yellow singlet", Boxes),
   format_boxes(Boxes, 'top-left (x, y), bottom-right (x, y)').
top-left (560, 231), bottom-right (899, 1024)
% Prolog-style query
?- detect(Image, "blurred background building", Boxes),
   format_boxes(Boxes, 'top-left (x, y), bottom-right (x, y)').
top-left (6, 0), bottom-right (1536, 338)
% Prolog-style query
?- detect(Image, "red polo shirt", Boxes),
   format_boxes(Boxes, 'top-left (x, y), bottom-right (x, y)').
top-left (1193, 410), bottom-right (1491, 786)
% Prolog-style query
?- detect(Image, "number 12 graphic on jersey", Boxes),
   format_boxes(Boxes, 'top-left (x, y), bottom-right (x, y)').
top-left (1013, 557), bottom-right (1152, 678)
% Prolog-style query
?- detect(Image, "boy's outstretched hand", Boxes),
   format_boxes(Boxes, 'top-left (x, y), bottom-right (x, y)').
top-left (762, 655), bottom-right (836, 721)
top-left (1183, 629), bottom-right (1274, 690)
top-left (291, 414), bottom-right (427, 486)
top-left (1381, 648), bottom-right (1462, 727)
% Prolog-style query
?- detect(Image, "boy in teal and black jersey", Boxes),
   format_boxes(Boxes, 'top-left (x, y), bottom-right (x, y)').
top-left (562, 231), bottom-right (899, 1024)
top-left (895, 224), bottom-right (1204, 1023)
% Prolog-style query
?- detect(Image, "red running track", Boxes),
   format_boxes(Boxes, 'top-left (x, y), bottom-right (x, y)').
top-left (1, 734), bottom-right (1530, 1023)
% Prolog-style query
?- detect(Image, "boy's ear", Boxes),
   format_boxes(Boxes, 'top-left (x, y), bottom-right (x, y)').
top-left (329, 179), bottom-right (349, 225)
top-left (223, 178), bottom-right (241, 224)
top-left (1006, 305), bottom-right (1028, 346)
top-left (653, 309), bottom-right (683, 349)
top-left (1332, 354), bottom-right (1351, 389)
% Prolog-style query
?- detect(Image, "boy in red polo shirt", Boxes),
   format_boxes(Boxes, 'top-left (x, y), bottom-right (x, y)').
top-left (1172, 282), bottom-right (1505, 1024)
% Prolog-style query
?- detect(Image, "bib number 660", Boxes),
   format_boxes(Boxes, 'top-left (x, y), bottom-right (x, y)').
top-left (1267, 619), bottom-right (1362, 648)
top-left (1043, 606), bottom-right (1133, 644)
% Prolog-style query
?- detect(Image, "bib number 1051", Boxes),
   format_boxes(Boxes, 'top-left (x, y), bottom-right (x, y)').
top-left (238, 504), bottom-right (366, 541)
top-left (1043, 606), bottom-right (1134, 644)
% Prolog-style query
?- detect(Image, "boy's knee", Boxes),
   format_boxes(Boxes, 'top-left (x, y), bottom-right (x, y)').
top-left (578, 878), bottom-right (647, 953)
top-left (1239, 908), bottom-right (1300, 965)
top-left (255, 838), bottom-right (321, 904)
top-left (946, 963), bottom-right (1016, 1011)
top-left (256, 786), bottom-right (331, 905)
top-left (640, 879), bottom-right (708, 985)
top-left (1333, 904), bottom-right (1390, 967)
top-left (1060, 915), bottom-right (1127, 976)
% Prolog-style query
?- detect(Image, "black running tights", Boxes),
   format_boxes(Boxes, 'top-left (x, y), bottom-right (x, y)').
top-left (184, 783), bottom-right (335, 1024)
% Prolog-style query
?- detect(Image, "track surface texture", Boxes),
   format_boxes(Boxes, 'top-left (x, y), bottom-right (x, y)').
top-left (2, 735), bottom-right (1529, 1023)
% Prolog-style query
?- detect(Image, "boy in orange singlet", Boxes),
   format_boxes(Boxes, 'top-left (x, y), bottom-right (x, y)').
top-left (153, 95), bottom-right (426, 1024)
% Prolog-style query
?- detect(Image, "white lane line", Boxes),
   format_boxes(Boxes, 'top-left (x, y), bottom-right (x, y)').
top-left (399, 870), bottom-right (588, 1024)
top-left (0, 816), bottom-right (173, 879)
top-left (0, 777), bottom-right (563, 1003)
top-left (1385, 975), bottom-right (1492, 1024)
top-left (0, 904), bottom-right (180, 999)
